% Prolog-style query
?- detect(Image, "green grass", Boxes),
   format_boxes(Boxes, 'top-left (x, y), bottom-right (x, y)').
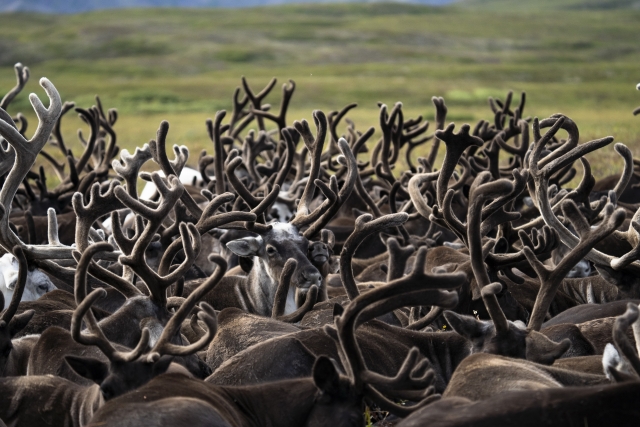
top-left (0, 2), bottom-right (638, 183)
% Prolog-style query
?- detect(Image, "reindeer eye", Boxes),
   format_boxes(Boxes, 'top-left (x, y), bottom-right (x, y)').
top-left (266, 246), bottom-right (277, 256)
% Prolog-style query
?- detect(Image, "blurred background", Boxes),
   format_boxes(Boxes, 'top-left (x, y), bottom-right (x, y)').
top-left (0, 0), bottom-right (639, 180)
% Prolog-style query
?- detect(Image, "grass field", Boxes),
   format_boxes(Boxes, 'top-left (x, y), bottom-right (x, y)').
top-left (0, 1), bottom-right (638, 182)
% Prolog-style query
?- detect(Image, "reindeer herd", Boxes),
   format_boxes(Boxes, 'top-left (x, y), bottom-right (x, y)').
top-left (0, 62), bottom-right (639, 426)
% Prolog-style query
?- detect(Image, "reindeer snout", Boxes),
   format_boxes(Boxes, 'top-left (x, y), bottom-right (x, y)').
top-left (299, 268), bottom-right (321, 288)
top-left (567, 260), bottom-right (591, 278)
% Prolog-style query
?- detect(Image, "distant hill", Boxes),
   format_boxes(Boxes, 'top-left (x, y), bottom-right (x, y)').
top-left (0, 0), bottom-right (454, 14)
top-left (457, 0), bottom-right (640, 11)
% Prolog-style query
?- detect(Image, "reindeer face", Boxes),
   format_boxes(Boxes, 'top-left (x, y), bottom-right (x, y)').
top-left (0, 253), bottom-right (56, 302)
top-left (226, 222), bottom-right (322, 292)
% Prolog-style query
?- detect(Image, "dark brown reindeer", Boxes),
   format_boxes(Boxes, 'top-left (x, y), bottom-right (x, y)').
top-left (397, 303), bottom-right (640, 427)
top-left (0, 268), bottom-right (219, 427)
top-left (205, 214), bottom-right (475, 394)
top-left (438, 116), bottom-right (631, 361)
top-left (87, 236), bottom-right (462, 426)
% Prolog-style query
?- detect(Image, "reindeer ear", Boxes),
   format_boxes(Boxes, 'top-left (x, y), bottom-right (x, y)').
top-left (65, 355), bottom-right (109, 384)
top-left (226, 237), bottom-right (263, 257)
top-left (4, 270), bottom-right (18, 291)
top-left (312, 356), bottom-right (341, 395)
top-left (443, 311), bottom-right (488, 340)
top-left (525, 331), bottom-right (570, 365)
top-left (151, 355), bottom-right (174, 376)
top-left (320, 229), bottom-right (335, 250)
top-left (8, 309), bottom-right (34, 337)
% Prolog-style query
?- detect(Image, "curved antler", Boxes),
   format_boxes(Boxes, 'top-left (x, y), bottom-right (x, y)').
top-left (0, 78), bottom-right (66, 259)
top-left (149, 255), bottom-right (226, 358)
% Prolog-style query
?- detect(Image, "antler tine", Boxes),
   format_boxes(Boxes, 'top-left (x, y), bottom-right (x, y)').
top-left (249, 80), bottom-right (295, 134)
top-left (279, 287), bottom-right (319, 324)
top-left (290, 111), bottom-right (327, 228)
top-left (466, 173), bottom-right (515, 334)
top-left (115, 174), bottom-right (201, 305)
top-left (150, 255), bottom-right (226, 358)
top-left (480, 282), bottom-right (510, 333)
top-left (206, 111), bottom-right (228, 197)
top-left (427, 96), bottom-right (447, 169)
top-left (386, 237), bottom-right (415, 282)
top-left (408, 171), bottom-right (439, 220)
top-left (611, 143), bottom-right (634, 200)
top-left (0, 246), bottom-right (28, 322)
top-left (159, 195), bottom-right (255, 275)
top-left (329, 103), bottom-right (358, 144)
top-left (225, 154), bottom-right (279, 222)
top-left (46, 208), bottom-right (61, 246)
top-left (329, 248), bottom-right (461, 416)
top-left (528, 118), bottom-right (639, 273)
top-left (360, 347), bottom-right (435, 393)
top-left (378, 102), bottom-right (402, 185)
top-left (486, 225), bottom-right (558, 269)
top-left (611, 220), bottom-right (640, 270)
top-left (227, 86), bottom-right (249, 135)
top-left (435, 123), bottom-right (484, 208)
top-left (303, 138), bottom-right (358, 239)
top-left (0, 78), bottom-right (62, 256)
top-left (536, 115), bottom-right (579, 169)
top-left (50, 101), bottom-right (75, 159)
top-left (502, 118), bottom-right (529, 158)
top-left (73, 180), bottom-right (125, 253)
top-left (226, 156), bottom-right (260, 208)
top-left (524, 200), bottom-right (625, 331)
top-left (406, 306), bottom-right (444, 331)
top-left (272, 259), bottom-right (298, 319)
top-left (150, 121), bottom-right (202, 218)
top-left (273, 128), bottom-right (296, 190)
top-left (272, 259), bottom-right (319, 322)
top-left (356, 249), bottom-right (462, 326)
top-left (340, 213), bottom-right (409, 300)
top-left (241, 76), bottom-right (277, 132)
top-left (112, 144), bottom-right (152, 199)
top-left (72, 244), bottom-right (149, 363)
top-left (131, 221), bottom-right (200, 307)
top-left (0, 63), bottom-right (29, 110)
top-left (74, 107), bottom-right (99, 174)
top-left (74, 242), bottom-right (114, 304)
top-left (612, 303), bottom-right (640, 377)
top-left (92, 100), bottom-right (119, 178)
top-left (71, 287), bottom-right (119, 360)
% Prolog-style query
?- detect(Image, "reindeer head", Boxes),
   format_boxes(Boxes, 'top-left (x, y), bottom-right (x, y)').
top-left (227, 222), bottom-right (322, 302)
top-left (65, 246), bottom-right (223, 400)
top-left (0, 247), bottom-right (35, 375)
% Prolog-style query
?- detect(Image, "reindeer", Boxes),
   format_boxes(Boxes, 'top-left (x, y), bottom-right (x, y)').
top-left (87, 238), bottom-right (463, 426)
top-left (0, 242), bottom-right (220, 427)
top-left (397, 303), bottom-right (640, 427)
